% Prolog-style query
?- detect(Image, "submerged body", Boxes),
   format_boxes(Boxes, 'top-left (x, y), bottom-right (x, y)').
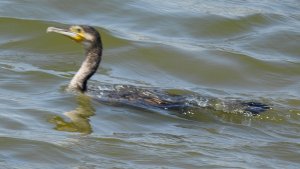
top-left (47, 25), bottom-right (269, 116)
top-left (88, 83), bottom-right (269, 115)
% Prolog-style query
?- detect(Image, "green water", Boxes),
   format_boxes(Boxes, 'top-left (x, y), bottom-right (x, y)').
top-left (0, 0), bottom-right (299, 168)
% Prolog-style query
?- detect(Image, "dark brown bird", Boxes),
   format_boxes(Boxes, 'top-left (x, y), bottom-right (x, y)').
top-left (47, 25), bottom-right (270, 115)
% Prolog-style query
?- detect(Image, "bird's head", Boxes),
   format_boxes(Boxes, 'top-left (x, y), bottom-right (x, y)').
top-left (47, 25), bottom-right (101, 49)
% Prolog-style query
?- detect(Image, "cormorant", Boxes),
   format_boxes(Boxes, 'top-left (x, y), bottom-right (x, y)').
top-left (47, 25), bottom-right (270, 116)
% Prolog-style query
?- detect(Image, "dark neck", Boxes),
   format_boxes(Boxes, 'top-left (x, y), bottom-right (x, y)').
top-left (68, 42), bottom-right (102, 92)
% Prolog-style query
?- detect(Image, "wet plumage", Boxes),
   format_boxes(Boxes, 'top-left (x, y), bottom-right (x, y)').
top-left (47, 25), bottom-right (270, 115)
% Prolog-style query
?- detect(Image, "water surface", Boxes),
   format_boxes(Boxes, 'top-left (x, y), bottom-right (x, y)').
top-left (0, 0), bottom-right (299, 169)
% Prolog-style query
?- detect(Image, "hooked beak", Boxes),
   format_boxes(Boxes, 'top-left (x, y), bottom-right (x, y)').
top-left (47, 27), bottom-right (84, 42)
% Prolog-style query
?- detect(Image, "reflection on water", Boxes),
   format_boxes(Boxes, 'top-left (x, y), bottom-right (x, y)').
top-left (49, 94), bottom-right (95, 134)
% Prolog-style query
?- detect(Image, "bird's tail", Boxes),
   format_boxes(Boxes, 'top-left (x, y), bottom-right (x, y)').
top-left (241, 101), bottom-right (271, 115)
top-left (183, 95), bottom-right (270, 115)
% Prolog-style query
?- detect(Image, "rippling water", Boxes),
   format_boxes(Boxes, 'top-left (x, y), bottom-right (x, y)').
top-left (0, 0), bottom-right (299, 168)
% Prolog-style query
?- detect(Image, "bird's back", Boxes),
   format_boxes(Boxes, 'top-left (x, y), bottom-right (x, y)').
top-left (87, 83), bottom-right (270, 116)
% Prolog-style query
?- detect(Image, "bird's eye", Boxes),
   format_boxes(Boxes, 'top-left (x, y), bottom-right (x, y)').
top-left (76, 28), bottom-right (82, 33)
